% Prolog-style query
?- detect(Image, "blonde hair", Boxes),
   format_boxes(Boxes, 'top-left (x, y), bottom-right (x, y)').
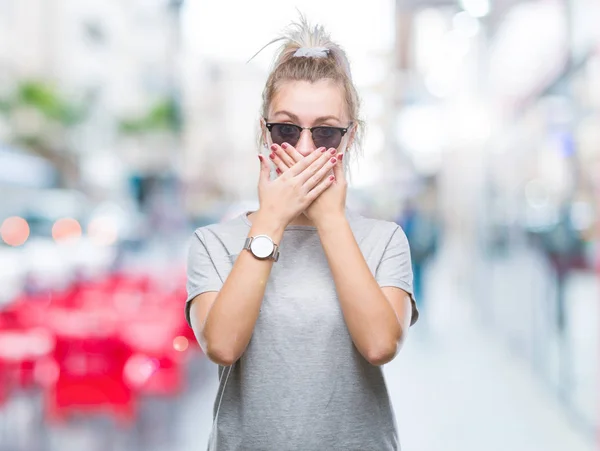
top-left (253, 15), bottom-right (364, 171)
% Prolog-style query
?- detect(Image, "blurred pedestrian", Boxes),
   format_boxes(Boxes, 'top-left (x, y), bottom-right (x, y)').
top-left (185, 16), bottom-right (418, 451)
top-left (398, 197), bottom-right (441, 312)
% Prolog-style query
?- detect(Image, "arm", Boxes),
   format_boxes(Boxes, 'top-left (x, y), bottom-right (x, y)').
top-left (189, 214), bottom-right (284, 366)
top-left (317, 218), bottom-right (413, 366)
top-left (267, 143), bottom-right (416, 366)
top-left (188, 149), bottom-right (338, 366)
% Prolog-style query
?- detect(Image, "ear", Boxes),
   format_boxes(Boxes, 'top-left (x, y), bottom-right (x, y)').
top-left (339, 123), bottom-right (357, 155)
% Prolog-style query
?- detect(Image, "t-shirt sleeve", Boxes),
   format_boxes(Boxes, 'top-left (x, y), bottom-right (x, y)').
top-left (185, 230), bottom-right (224, 327)
top-left (375, 226), bottom-right (419, 326)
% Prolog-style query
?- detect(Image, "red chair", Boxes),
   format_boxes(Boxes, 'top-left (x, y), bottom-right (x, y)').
top-left (46, 336), bottom-right (135, 425)
top-left (42, 308), bottom-right (136, 426)
top-left (119, 308), bottom-right (188, 397)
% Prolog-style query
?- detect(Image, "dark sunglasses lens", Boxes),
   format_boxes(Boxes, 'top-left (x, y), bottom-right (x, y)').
top-left (312, 127), bottom-right (343, 149)
top-left (271, 124), bottom-right (300, 146)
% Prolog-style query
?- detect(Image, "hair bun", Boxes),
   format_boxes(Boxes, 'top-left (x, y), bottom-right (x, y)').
top-left (293, 47), bottom-right (330, 58)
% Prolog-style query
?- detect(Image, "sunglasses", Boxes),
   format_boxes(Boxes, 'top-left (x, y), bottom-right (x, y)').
top-left (265, 121), bottom-right (352, 150)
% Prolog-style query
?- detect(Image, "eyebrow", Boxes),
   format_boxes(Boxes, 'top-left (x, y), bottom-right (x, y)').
top-left (272, 110), bottom-right (341, 125)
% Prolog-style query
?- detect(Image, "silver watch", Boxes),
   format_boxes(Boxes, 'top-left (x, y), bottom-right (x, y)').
top-left (243, 235), bottom-right (280, 261)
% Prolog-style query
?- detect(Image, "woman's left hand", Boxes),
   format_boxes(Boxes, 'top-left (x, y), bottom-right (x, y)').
top-left (269, 143), bottom-right (347, 227)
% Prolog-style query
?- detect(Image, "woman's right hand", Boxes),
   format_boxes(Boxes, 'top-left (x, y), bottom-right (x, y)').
top-left (256, 145), bottom-right (338, 227)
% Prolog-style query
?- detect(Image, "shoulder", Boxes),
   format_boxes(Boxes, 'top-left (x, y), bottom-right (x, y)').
top-left (188, 214), bottom-right (250, 257)
top-left (192, 214), bottom-right (249, 241)
top-left (347, 210), bottom-right (405, 243)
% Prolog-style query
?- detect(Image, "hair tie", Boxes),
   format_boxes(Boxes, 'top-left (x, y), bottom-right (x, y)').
top-left (293, 47), bottom-right (330, 58)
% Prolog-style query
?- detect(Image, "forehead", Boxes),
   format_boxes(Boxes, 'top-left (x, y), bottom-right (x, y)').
top-left (269, 79), bottom-right (347, 123)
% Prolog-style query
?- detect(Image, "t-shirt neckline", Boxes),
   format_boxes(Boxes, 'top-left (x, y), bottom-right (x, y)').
top-left (240, 211), bottom-right (317, 231)
top-left (240, 209), bottom-right (355, 231)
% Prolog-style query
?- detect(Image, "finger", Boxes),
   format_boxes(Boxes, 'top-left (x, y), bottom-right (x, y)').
top-left (333, 152), bottom-right (345, 181)
top-left (288, 146), bottom-right (328, 176)
top-left (280, 143), bottom-right (304, 164)
top-left (305, 173), bottom-right (335, 203)
top-left (297, 148), bottom-right (336, 185)
top-left (271, 144), bottom-right (294, 167)
top-left (257, 154), bottom-right (270, 185)
top-left (302, 153), bottom-right (339, 191)
top-left (268, 150), bottom-right (289, 175)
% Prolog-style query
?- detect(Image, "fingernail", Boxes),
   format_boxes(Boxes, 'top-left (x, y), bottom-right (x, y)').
top-left (269, 153), bottom-right (275, 159)
top-left (330, 148), bottom-right (336, 154)
top-left (258, 154), bottom-right (264, 162)
top-left (281, 143), bottom-right (288, 149)
top-left (330, 157), bottom-right (337, 163)
top-left (320, 147), bottom-right (327, 153)
top-left (270, 144), bottom-right (277, 151)
top-left (276, 168), bottom-right (282, 174)
top-left (338, 153), bottom-right (344, 161)
top-left (329, 175), bottom-right (335, 181)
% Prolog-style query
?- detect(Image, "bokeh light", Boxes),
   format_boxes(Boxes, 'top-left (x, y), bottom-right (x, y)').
top-left (1, 216), bottom-right (30, 246)
top-left (52, 218), bottom-right (82, 243)
top-left (124, 354), bottom-right (159, 387)
top-left (87, 217), bottom-right (118, 246)
top-left (173, 336), bottom-right (189, 352)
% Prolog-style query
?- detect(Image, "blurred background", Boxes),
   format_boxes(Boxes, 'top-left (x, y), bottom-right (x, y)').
top-left (0, 0), bottom-right (598, 450)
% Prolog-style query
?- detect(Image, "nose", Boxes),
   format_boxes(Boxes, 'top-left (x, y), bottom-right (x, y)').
top-left (295, 129), bottom-right (316, 157)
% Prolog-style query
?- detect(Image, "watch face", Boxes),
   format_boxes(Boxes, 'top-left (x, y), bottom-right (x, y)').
top-left (250, 235), bottom-right (274, 259)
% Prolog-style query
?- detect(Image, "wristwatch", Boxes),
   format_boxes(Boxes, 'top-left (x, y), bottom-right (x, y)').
top-left (243, 235), bottom-right (280, 262)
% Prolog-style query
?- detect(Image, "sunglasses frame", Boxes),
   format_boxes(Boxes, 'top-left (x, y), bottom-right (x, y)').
top-left (264, 121), bottom-right (352, 148)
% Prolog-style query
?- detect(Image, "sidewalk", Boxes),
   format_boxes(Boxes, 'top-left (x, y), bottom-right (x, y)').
top-left (389, 321), bottom-right (593, 451)
top-left (389, 244), bottom-right (594, 451)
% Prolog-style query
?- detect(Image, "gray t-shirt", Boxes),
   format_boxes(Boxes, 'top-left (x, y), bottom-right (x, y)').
top-left (185, 210), bottom-right (418, 451)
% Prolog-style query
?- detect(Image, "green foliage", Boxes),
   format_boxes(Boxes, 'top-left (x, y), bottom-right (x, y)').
top-left (0, 80), bottom-right (86, 125)
top-left (119, 97), bottom-right (180, 135)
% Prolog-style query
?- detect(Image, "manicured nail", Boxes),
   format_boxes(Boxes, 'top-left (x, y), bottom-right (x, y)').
top-left (329, 148), bottom-right (336, 154)
top-left (329, 175), bottom-right (335, 181)
top-left (270, 144), bottom-right (277, 151)
top-left (258, 154), bottom-right (264, 162)
top-left (338, 153), bottom-right (344, 161)
top-left (330, 157), bottom-right (337, 163)
top-left (319, 147), bottom-right (326, 153)
top-left (276, 168), bottom-right (282, 174)
top-left (281, 143), bottom-right (288, 149)
top-left (269, 153), bottom-right (275, 159)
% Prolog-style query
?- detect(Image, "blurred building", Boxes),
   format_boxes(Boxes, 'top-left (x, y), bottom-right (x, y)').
top-left (391, 0), bottom-right (600, 437)
top-left (181, 59), bottom-right (267, 216)
top-left (0, 0), bottom-right (184, 200)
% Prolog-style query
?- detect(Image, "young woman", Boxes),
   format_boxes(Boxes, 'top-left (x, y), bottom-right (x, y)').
top-left (186, 18), bottom-right (419, 451)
